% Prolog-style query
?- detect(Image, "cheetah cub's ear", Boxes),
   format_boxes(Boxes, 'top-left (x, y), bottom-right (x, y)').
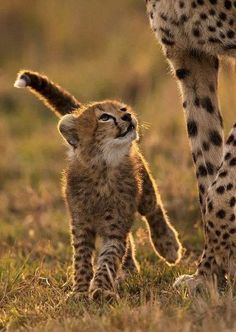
top-left (58, 109), bottom-right (97, 148)
top-left (58, 114), bottom-right (79, 148)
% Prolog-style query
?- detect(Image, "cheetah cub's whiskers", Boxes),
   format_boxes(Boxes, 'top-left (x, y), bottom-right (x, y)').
top-left (14, 70), bottom-right (182, 301)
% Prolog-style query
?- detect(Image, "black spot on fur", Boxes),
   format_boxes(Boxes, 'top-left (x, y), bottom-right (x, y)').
top-left (209, 9), bottom-right (216, 15)
top-left (219, 12), bottom-right (227, 21)
top-left (201, 97), bottom-right (215, 113)
top-left (208, 221), bottom-right (214, 228)
top-left (208, 201), bottom-right (213, 212)
top-left (227, 183), bottom-right (233, 190)
top-left (206, 162), bottom-right (214, 175)
top-left (204, 261), bottom-right (211, 268)
top-left (193, 28), bottom-right (201, 37)
top-left (226, 134), bottom-right (234, 144)
top-left (223, 233), bottom-right (230, 240)
top-left (198, 165), bottom-right (208, 176)
top-left (216, 210), bottom-right (226, 219)
top-left (180, 14), bottom-right (188, 23)
top-left (219, 170), bottom-right (228, 177)
top-left (227, 30), bottom-right (235, 38)
top-left (230, 158), bottom-right (236, 166)
top-left (203, 141), bottom-right (210, 151)
top-left (194, 97), bottom-right (200, 107)
top-left (209, 130), bottom-right (222, 146)
top-left (224, 0), bottom-right (232, 9)
top-left (187, 120), bottom-right (198, 137)
top-left (225, 152), bottom-right (231, 160)
top-left (230, 214), bottom-right (236, 221)
top-left (216, 186), bottom-right (225, 194)
top-left (199, 184), bottom-right (205, 194)
top-left (200, 13), bottom-right (207, 20)
top-left (230, 197), bottom-right (236, 207)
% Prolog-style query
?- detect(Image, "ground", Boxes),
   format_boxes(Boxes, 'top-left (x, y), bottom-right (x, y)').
top-left (1, 1), bottom-right (236, 331)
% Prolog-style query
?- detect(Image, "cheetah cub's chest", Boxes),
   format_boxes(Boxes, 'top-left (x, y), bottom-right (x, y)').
top-left (66, 157), bottom-right (140, 231)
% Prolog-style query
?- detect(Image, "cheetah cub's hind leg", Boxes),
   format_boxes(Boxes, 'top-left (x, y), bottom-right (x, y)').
top-left (89, 235), bottom-right (128, 302)
top-left (175, 125), bottom-right (236, 292)
top-left (138, 157), bottom-right (182, 265)
top-left (122, 233), bottom-right (140, 275)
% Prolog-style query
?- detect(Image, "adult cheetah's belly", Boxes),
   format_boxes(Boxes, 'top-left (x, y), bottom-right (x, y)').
top-left (147, 0), bottom-right (236, 57)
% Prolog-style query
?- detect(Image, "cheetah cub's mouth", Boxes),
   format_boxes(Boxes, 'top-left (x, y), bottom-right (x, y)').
top-left (117, 122), bottom-right (136, 138)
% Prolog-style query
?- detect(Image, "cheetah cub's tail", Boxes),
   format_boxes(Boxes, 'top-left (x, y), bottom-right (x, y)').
top-left (14, 70), bottom-right (80, 117)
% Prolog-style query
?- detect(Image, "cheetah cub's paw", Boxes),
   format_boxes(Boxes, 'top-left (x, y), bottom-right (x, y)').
top-left (89, 288), bottom-right (119, 303)
top-left (156, 225), bottom-right (182, 265)
top-left (173, 274), bottom-right (204, 293)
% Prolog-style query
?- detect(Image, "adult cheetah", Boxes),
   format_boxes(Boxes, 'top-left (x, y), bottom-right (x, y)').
top-left (146, 0), bottom-right (236, 288)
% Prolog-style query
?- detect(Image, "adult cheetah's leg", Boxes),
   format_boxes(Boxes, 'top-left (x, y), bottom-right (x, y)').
top-left (70, 225), bottom-right (95, 298)
top-left (90, 236), bottom-right (127, 301)
top-left (122, 233), bottom-right (140, 274)
top-left (168, 50), bottom-right (225, 289)
top-left (167, 50), bottom-right (224, 210)
top-left (197, 125), bottom-right (236, 282)
top-left (175, 126), bottom-right (236, 290)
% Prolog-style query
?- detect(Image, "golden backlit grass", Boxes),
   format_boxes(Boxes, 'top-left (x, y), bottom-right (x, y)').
top-left (1, 1), bottom-right (236, 331)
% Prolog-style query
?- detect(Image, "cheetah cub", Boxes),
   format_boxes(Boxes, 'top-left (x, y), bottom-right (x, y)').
top-left (14, 70), bottom-right (182, 301)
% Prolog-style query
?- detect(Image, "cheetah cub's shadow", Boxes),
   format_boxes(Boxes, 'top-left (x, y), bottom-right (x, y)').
top-left (14, 70), bottom-right (182, 302)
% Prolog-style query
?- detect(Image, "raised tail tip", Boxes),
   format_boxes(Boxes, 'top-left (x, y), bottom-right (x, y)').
top-left (14, 72), bottom-right (31, 88)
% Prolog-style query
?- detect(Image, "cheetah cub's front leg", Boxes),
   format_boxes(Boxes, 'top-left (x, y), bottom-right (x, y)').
top-left (138, 157), bottom-right (182, 265)
top-left (69, 221), bottom-right (95, 301)
top-left (89, 234), bottom-right (127, 301)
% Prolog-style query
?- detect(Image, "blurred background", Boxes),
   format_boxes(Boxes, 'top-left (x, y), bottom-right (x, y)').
top-left (1, 0), bottom-right (236, 262)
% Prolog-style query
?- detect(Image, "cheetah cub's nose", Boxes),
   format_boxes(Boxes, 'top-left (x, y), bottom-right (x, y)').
top-left (121, 113), bottom-right (132, 122)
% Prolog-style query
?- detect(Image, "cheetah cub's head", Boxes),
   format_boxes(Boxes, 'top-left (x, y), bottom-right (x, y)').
top-left (58, 100), bottom-right (139, 166)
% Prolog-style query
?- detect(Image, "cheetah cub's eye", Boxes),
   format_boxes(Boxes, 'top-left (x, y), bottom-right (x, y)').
top-left (99, 113), bottom-right (112, 122)
top-left (120, 107), bottom-right (127, 112)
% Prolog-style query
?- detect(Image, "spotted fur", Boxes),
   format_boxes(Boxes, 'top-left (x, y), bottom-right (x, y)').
top-left (14, 70), bottom-right (182, 300)
top-left (146, 0), bottom-right (236, 288)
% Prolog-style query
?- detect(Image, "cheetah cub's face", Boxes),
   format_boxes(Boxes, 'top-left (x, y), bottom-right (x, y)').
top-left (58, 100), bottom-right (138, 165)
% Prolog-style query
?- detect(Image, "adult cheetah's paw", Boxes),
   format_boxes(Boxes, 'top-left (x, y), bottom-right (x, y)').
top-left (89, 288), bottom-right (119, 303)
top-left (173, 274), bottom-right (205, 293)
top-left (66, 291), bottom-right (89, 303)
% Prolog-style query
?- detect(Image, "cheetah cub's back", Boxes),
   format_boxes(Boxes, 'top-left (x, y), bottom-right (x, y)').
top-left (15, 70), bottom-right (182, 301)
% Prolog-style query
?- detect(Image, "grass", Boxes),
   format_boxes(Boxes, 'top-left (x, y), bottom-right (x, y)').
top-left (1, 1), bottom-right (236, 331)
